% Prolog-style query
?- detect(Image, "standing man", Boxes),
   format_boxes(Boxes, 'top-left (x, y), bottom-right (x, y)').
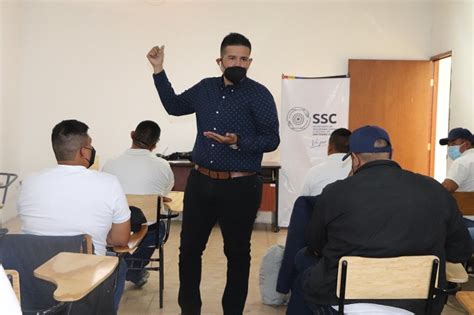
top-left (103, 120), bottom-right (174, 287)
top-left (147, 33), bottom-right (280, 314)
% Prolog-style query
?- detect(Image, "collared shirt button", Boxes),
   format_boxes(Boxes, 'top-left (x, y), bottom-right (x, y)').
top-left (210, 160), bottom-right (214, 164)
top-left (222, 96), bottom-right (226, 99)
top-left (231, 89), bottom-right (234, 92)
top-left (216, 111), bottom-right (219, 114)
top-left (213, 127), bottom-right (217, 130)
top-left (211, 144), bottom-right (215, 147)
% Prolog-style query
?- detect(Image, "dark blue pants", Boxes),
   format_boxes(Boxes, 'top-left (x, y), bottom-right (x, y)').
top-left (178, 170), bottom-right (262, 315)
top-left (463, 218), bottom-right (474, 251)
top-left (125, 223), bottom-right (161, 283)
top-left (277, 196), bottom-right (317, 294)
top-left (286, 248), bottom-right (338, 315)
top-left (112, 256), bottom-right (128, 311)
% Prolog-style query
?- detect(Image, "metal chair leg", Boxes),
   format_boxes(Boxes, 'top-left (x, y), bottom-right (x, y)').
top-left (159, 245), bottom-right (164, 309)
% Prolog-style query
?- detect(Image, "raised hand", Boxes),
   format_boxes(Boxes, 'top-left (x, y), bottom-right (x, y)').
top-left (146, 45), bottom-right (165, 74)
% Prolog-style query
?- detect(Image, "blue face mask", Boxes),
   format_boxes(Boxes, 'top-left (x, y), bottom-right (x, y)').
top-left (448, 145), bottom-right (462, 160)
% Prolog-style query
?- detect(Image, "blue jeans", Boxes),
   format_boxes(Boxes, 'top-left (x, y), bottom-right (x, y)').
top-left (277, 196), bottom-right (317, 294)
top-left (125, 223), bottom-right (162, 283)
top-left (463, 218), bottom-right (474, 251)
top-left (108, 254), bottom-right (127, 311)
top-left (286, 248), bottom-right (338, 315)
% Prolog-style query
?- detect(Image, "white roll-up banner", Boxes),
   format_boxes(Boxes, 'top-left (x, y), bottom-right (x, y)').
top-left (279, 75), bottom-right (350, 227)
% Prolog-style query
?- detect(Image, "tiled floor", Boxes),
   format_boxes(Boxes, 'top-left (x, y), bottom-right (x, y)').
top-left (3, 217), bottom-right (471, 314)
top-left (118, 222), bottom-right (288, 314)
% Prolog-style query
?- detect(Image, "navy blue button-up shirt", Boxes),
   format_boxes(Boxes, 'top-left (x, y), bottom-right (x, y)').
top-left (153, 71), bottom-right (280, 172)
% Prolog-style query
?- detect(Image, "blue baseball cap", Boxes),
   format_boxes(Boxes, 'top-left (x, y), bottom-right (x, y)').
top-left (439, 128), bottom-right (473, 145)
top-left (342, 125), bottom-right (392, 161)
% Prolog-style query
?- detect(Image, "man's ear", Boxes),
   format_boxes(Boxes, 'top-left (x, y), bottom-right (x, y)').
top-left (78, 147), bottom-right (87, 159)
top-left (216, 58), bottom-right (221, 66)
top-left (130, 131), bottom-right (135, 140)
top-left (461, 140), bottom-right (471, 152)
top-left (351, 153), bottom-right (361, 167)
top-left (327, 143), bottom-right (334, 155)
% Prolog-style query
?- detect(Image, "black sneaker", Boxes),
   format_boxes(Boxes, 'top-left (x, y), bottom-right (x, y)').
top-left (134, 270), bottom-right (150, 288)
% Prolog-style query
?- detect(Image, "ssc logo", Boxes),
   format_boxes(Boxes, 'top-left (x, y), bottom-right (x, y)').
top-left (287, 107), bottom-right (310, 131)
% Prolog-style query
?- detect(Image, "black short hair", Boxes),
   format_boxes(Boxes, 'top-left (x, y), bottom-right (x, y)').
top-left (51, 120), bottom-right (89, 161)
top-left (220, 33), bottom-right (252, 56)
top-left (329, 128), bottom-right (352, 153)
top-left (132, 120), bottom-right (161, 148)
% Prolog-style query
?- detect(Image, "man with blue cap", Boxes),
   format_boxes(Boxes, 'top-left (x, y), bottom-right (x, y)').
top-left (286, 125), bottom-right (471, 315)
top-left (439, 127), bottom-right (474, 192)
top-left (439, 127), bottom-right (474, 251)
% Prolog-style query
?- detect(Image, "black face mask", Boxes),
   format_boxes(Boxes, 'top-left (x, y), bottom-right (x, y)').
top-left (224, 66), bottom-right (247, 84)
top-left (85, 147), bottom-right (96, 169)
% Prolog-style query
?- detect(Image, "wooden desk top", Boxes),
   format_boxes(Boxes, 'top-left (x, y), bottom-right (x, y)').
top-left (456, 291), bottom-right (474, 314)
top-left (165, 191), bottom-right (184, 212)
top-left (446, 262), bottom-right (469, 283)
top-left (114, 224), bottom-right (149, 254)
top-left (453, 192), bottom-right (474, 216)
top-left (34, 252), bottom-right (118, 302)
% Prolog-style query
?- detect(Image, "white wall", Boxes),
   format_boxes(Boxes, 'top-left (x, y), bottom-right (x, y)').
top-left (1, 1), bottom-right (23, 223)
top-left (1, 0), bottom-right (435, 221)
top-left (431, 0), bottom-right (473, 131)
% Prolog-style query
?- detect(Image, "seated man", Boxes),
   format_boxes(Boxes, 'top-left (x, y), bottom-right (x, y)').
top-left (287, 125), bottom-right (471, 315)
top-left (18, 119), bottom-right (131, 311)
top-left (439, 128), bottom-right (474, 247)
top-left (440, 127), bottom-right (474, 193)
top-left (277, 128), bottom-right (351, 294)
top-left (300, 128), bottom-right (352, 196)
top-left (103, 120), bottom-right (174, 287)
top-left (102, 120), bottom-right (174, 195)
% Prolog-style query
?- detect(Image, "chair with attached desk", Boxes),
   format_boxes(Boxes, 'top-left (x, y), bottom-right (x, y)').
top-left (456, 291), bottom-right (474, 314)
top-left (5, 269), bottom-right (21, 302)
top-left (336, 256), bottom-right (464, 315)
top-left (34, 252), bottom-right (118, 314)
top-left (0, 233), bottom-right (117, 314)
top-left (1, 265), bottom-right (22, 315)
top-left (452, 192), bottom-right (474, 268)
top-left (118, 193), bottom-right (181, 309)
top-left (452, 192), bottom-right (474, 215)
top-left (0, 172), bottom-right (18, 211)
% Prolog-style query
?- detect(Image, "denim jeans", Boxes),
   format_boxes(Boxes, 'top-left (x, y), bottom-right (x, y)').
top-left (107, 253), bottom-right (127, 311)
top-left (125, 222), bottom-right (163, 284)
top-left (463, 217), bottom-right (474, 251)
top-left (286, 248), bottom-right (338, 315)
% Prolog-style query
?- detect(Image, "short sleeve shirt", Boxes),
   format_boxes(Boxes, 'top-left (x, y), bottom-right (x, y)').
top-left (103, 149), bottom-right (175, 195)
top-left (446, 148), bottom-right (474, 192)
top-left (18, 165), bottom-right (130, 255)
top-left (301, 153), bottom-right (351, 196)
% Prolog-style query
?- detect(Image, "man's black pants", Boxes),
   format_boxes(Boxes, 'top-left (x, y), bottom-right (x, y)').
top-left (178, 170), bottom-right (262, 315)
